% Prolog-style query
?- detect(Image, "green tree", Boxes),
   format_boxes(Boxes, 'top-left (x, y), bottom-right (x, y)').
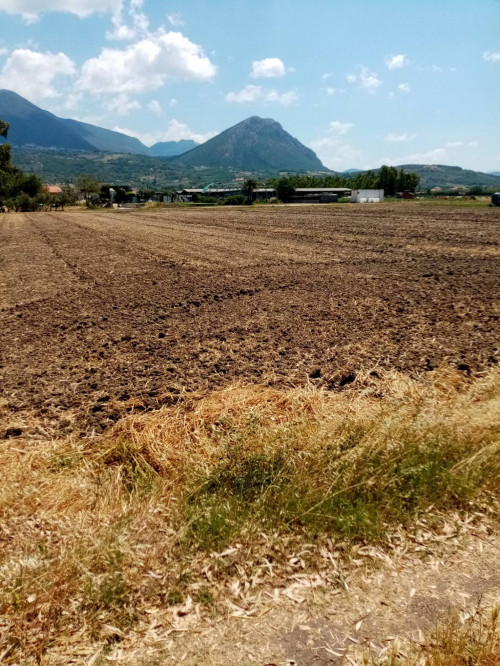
top-left (0, 118), bottom-right (43, 206)
top-left (396, 168), bottom-right (420, 193)
top-left (60, 184), bottom-right (79, 206)
top-left (243, 178), bottom-right (258, 204)
top-left (0, 119), bottom-right (9, 139)
top-left (0, 118), bottom-right (15, 176)
top-left (75, 174), bottom-right (101, 207)
top-left (276, 178), bottom-right (295, 203)
top-left (377, 165), bottom-right (398, 196)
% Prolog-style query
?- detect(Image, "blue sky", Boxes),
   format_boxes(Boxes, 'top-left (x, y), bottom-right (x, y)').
top-left (0, 0), bottom-right (499, 171)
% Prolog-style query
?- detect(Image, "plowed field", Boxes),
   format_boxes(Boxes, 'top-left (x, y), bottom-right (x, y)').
top-left (1, 203), bottom-right (499, 437)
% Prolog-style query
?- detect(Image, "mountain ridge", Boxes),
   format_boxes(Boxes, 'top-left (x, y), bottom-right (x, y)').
top-left (388, 164), bottom-right (500, 190)
top-left (150, 139), bottom-right (198, 156)
top-left (170, 116), bottom-right (327, 171)
top-left (0, 92), bottom-right (326, 170)
top-left (2, 91), bottom-right (499, 187)
top-left (0, 89), bottom-right (151, 155)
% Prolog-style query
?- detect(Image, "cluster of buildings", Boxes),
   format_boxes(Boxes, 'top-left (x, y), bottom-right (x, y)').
top-left (175, 187), bottom-right (384, 204)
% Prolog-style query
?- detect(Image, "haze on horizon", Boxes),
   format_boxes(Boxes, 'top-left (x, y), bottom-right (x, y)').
top-left (0, 0), bottom-right (498, 172)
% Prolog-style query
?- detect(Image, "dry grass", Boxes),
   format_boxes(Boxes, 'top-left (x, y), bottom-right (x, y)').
top-left (1, 366), bottom-right (499, 663)
top-left (369, 605), bottom-right (500, 665)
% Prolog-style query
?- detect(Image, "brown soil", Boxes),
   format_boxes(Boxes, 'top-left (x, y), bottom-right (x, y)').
top-left (1, 204), bottom-right (499, 437)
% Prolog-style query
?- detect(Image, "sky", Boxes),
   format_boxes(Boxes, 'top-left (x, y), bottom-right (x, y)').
top-left (0, 0), bottom-right (499, 172)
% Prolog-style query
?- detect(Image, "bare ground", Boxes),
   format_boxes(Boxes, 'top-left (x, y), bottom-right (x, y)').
top-left (1, 203), bottom-right (499, 438)
top-left (1, 203), bottom-right (500, 665)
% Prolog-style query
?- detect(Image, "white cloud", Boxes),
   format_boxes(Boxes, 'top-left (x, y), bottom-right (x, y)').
top-left (148, 99), bottom-right (162, 115)
top-left (78, 32), bottom-right (216, 97)
top-left (0, 0), bottom-right (121, 18)
top-left (483, 51), bottom-right (500, 62)
top-left (347, 66), bottom-right (382, 93)
top-left (445, 141), bottom-right (463, 148)
top-left (105, 93), bottom-right (140, 115)
top-left (385, 54), bottom-right (408, 70)
top-left (324, 87), bottom-right (345, 96)
top-left (106, 0), bottom-right (148, 40)
top-left (21, 12), bottom-right (39, 23)
top-left (468, 140), bottom-right (478, 147)
top-left (398, 82), bottom-right (411, 93)
top-left (0, 47), bottom-right (8, 56)
top-left (113, 119), bottom-right (215, 146)
top-left (225, 85), bottom-right (261, 103)
top-left (263, 89), bottom-right (298, 105)
top-left (408, 148), bottom-right (447, 162)
top-left (169, 98), bottom-right (178, 107)
top-left (225, 84), bottom-right (298, 106)
top-left (418, 64), bottom-right (444, 73)
top-left (322, 72), bottom-right (333, 80)
top-left (0, 48), bottom-right (75, 100)
top-left (326, 121), bottom-right (354, 136)
top-left (386, 132), bottom-right (417, 143)
top-left (63, 91), bottom-right (83, 110)
top-left (250, 57), bottom-right (286, 78)
top-left (166, 12), bottom-right (184, 27)
top-left (72, 113), bottom-right (106, 125)
top-left (309, 121), bottom-right (359, 171)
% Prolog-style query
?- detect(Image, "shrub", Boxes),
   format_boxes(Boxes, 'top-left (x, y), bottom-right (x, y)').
top-left (222, 194), bottom-right (245, 205)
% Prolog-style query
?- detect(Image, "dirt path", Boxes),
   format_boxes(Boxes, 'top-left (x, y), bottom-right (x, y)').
top-left (109, 521), bottom-right (500, 666)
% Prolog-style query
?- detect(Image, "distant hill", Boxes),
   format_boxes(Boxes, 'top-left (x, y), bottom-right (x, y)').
top-left (342, 164), bottom-right (500, 190)
top-left (0, 89), bottom-right (150, 155)
top-left (150, 140), bottom-right (197, 157)
top-left (171, 116), bottom-right (327, 171)
top-left (10, 147), bottom-right (290, 189)
top-left (3, 92), bottom-right (498, 189)
top-left (488, 171), bottom-right (500, 177)
top-left (397, 164), bottom-right (500, 190)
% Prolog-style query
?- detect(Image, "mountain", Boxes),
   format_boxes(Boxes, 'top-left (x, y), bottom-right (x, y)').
top-left (150, 139), bottom-right (197, 157)
top-left (397, 164), bottom-right (500, 190)
top-left (488, 171), bottom-right (500, 177)
top-left (342, 168), bottom-right (362, 174)
top-left (0, 89), bottom-right (150, 155)
top-left (170, 116), bottom-right (327, 171)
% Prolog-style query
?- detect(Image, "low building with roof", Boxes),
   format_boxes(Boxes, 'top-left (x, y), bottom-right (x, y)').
top-left (44, 185), bottom-right (63, 195)
top-left (292, 187), bottom-right (351, 203)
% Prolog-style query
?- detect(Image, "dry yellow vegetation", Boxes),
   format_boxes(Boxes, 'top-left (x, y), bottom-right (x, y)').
top-left (1, 366), bottom-right (499, 664)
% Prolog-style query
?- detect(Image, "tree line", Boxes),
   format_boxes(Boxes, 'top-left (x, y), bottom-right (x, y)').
top-left (1, 116), bottom-right (421, 210)
top-left (268, 165), bottom-right (420, 200)
top-left (0, 118), bottom-right (44, 210)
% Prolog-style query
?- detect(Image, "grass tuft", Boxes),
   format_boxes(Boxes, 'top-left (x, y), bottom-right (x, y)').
top-left (372, 605), bottom-right (500, 665)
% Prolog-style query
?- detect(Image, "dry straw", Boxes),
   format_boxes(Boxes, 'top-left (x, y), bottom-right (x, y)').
top-left (1, 366), bottom-right (499, 663)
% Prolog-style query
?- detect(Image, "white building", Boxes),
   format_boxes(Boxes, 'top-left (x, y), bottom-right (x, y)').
top-left (351, 189), bottom-right (384, 203)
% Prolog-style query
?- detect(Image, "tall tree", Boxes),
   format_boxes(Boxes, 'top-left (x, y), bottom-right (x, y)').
top-left (377, 165), bottom-right (398, 196)
top-left (243, 177), bottom-right (258, 204)
top-left (276, 178), bottom-right (295, 203)
top-left (0, 119), bottom-right (9, 139)
top-left (75, 174), bottom-right (101, 207)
